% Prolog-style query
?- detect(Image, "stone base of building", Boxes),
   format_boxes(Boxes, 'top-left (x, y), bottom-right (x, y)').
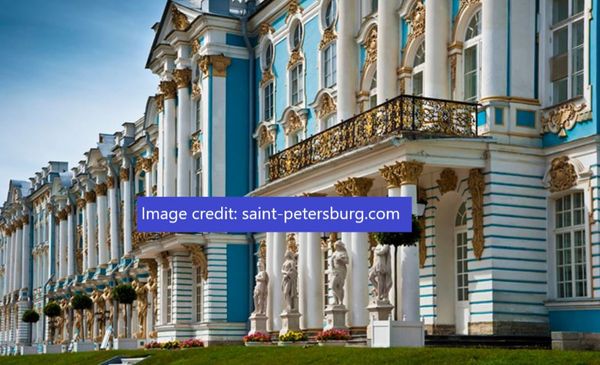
top-left (469, 321), bottom-right (549, 336)
top-left (371, 320), bottom-right (424, 348)
top-left (113, 338), bottom-right (140, 350)
top-left (156, 322), bottom-right (247, 346)
top-left (552, 332), bottom-right (600, 350)
top-left (72, 341), bottom-right (97, 352)
top-left (42, 344), bottom-right (63, 354)
top-left (19, 345), bottom-right (38, 355)
top-left (424, 324), bottom-right (456, 335)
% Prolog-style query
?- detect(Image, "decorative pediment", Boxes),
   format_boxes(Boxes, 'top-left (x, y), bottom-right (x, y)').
top-left (542, 102), bottom-right (587, 137)
top-left (287, 50), bottom-right (304, 69)
top-left (285, 0), bottom-right (304, 23)
top-left (260, 69), bottom-right (275, 87)
top-left (406, 1), bottom-right (425, 46)
top-left (315, 92), bottom-right (337, 119)
top-left (282, 109), bottom-right (307, 135)
top-left (319, 28), bottom-right (337, 51)
top-left (256, 124), bottom-right (276, 148)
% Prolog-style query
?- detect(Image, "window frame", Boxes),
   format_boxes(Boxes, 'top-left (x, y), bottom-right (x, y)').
top-left (463, 10), bottom-right (481, 103)
top-left (262, 81), bottom-right (274, 121)
top-left (322, 43), bottom-right (337, 89)
top-left (412, 42), bottom-right (425, 96)
top-left (195, 267), bottom-right (204, 323)
top-left (290, 63), bottom-right (304, 106)
top-left (166, 267), bottom-right (173, 324)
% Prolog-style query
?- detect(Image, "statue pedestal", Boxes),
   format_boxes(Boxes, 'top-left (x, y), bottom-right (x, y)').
top-left (324, 305), bottom-right (347, 330)
top-left (72, 341), bottom-right (96, 352)
top-left (370, 319), bottom-right (424, 348)
top-left (42, 344), bottom-right (63, 354)
top-left (113, 338), bottom-right (140, 350)
top-left (367, 300), bottom-right (394, 321)
top-left (249, 313), bottom-right (268, 335)
top-left (279, 311), bottom-right (301, 336)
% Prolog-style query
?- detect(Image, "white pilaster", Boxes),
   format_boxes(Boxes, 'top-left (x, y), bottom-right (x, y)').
top-left (58, 212), bottom-right (67, 279)
top-left (481, 0), bottom-right (508, 99)
top-left (86, 194), bottom-right (97, 270)
top-left (21, 219), bottom-right (30, 297)
top-left (175, 67), bottom-right (192, 197)
top-left (97, 186), bottom-right (109, 266)
top-left (297, 232), bottom-right (306, 329)
top-left (424, 0), bottom-right (450, 98)
top-left (161, 80), bottom-right (177, 197)
top-left (67, 207), bottom-right (75, 277)
top-left (122, 166), bottom-right (133, 256)
top-left (271, 232), bottom-right (286, 331)
top-left (377, 0), bottom-right (399, 103)
top-left (305, 232), bottom-right (323, 330)
top-left (336, 0), bottom-right (358, 120)
top-left (14, 226), bottom-right (22, 291)
top-left (108, 178), bottom-right (120, 262)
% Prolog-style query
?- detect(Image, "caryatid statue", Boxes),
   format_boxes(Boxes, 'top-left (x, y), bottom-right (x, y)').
top-left (133, 280), bottom-right (148, 339)
top-left (281, 247), bottom-right (298, 313)
top-left (252, 256), bottom-right (269, 316)
top-left (56, 299), bottom-right (67, 343)
top-left (91, 289), bottom-right (105, 341)
top-left (368, 243), bottom-right (393, 303)
top-left (102, 286), bottom-right (114, 326)
top-left (330, 240), bottom-right (349, 306)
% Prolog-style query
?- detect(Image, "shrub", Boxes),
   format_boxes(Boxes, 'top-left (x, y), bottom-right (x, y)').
top-left (112, 284), bottom-right (137, 304)
top-left (316, 329), bottom-right (350, 341)
top-left (161, 340), bottom-right (182, 350)
top-left (43, 301), bottom-right (61, 318)
top-left (71, 294), bottom-right (93, 310)
top-left (373, 216), bottom-right (422, 247)
top-left (22, 309), bottom-right (40, 323)
top-left (180, 339), bottom-right (204, 348)
top-left (278, 331), bottom-right (307, 342)
top-left (144, 341), bottom-right (162, 349)
top-left (243, 332), bottom-right (271, 343)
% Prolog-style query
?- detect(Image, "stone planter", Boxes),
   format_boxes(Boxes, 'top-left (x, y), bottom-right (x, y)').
top-left (277, 341), bottom-right (307, 347)
top-left (317, 340), bottom-right (347, 347)
top-left (244, 341), bottom-right (272, 347)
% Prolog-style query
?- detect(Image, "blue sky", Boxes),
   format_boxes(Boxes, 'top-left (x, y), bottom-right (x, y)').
top-left (0, 0), bottom-right (165, 200)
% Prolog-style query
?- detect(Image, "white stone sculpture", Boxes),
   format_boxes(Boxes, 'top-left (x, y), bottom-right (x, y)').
top-left (252, 258), bottom-right (269, 315)
top-left (330, 240), bottom-right (349, 306)
top-left (281, 248), bottom-right (298, 312)
top-left (369, 243), bottom-right (393, 302)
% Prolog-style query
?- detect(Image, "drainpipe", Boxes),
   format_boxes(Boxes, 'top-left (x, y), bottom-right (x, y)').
top-left (241, 1), bottom-right (257, 325)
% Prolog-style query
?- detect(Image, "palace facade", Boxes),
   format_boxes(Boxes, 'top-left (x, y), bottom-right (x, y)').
top-left (1, 0), bottom-right (600, 353)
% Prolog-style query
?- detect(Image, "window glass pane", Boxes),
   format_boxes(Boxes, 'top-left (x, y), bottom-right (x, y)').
top-left (413, 43), bottom-right (425, 67)
top-left (464, 46), bottom-right (478, 101)
top-left (573, 0), bottom-right (585, 14)
top-left (413, 71), bottom-right (423, 96)
top-left (553, 78), bottom-right (568, 103)
top-left (553, 27), bottom-right (569, 56)
top-left (325, 0), bottom-right (336, 28)
top-left (553, 0), bottom-right (569, 23)
top-left (465, 11), bottom-right (481, 40)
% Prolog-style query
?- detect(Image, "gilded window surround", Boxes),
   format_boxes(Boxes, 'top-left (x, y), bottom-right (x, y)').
top-left (255, 123), bottom-right (277, 149)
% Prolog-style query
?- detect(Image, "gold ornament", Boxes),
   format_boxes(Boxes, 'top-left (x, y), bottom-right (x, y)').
top-left (184, 244), bottom-right (208, 280)
top-left (548, 156), bottom-right (577, 192)
top-left (284, 112), bottom-right (304, 135)
top-left (407, 1), bottom-right (425, 45)
top-left (173, 68), bottom-right (192, 89)
top-left (171, 6), bottom-right (190, 31)
top-left (285, 0), bottom-right (303, 23)
top-left (95, 183), bottom-right (108, 196)
top-left (258, 22), bottom-right (275, 36)
top-left (542, 102), bottom-right (586, 137)
top-left (319, 28), bottom-right (337, 51)
top-left (120, 167), bottom-right (130, 181)
top-left (260, 69), bottom-right (274, 87)
top-left (316, 93), bottom-right (336, 119)
top-left (436, 168), bottom-right (458, 195)
top-left (287, 50), bottom-right (304, 69)
top-left (363, 26), bottom-right (378, 69)
top-left (85, 191), bottom-right (97, 204)
top-left (334, 177), bottom-right (373, 197)
top-left (468, 169), bottom-right (485, 260)
top-left (159, 80), bottom-right (177, 100)
top-left (155, 93), bottom-right (165, 113)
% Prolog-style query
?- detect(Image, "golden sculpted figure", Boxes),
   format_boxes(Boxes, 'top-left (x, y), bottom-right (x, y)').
top-left (102, 287), bottom-right (114, 325)
top-left (133, 280), bottom-right (149, 339)
top-left (146, 276), bottom-right (158, 338)
top-left (92, 289), bottom-right (106, 342)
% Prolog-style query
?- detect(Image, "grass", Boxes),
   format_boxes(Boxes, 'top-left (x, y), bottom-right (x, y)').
top-left (3, 346), bottom-right (600, 365)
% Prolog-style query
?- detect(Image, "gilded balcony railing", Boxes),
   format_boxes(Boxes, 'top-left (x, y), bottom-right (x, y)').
top-left (268, 94), bottom-right (479, 182)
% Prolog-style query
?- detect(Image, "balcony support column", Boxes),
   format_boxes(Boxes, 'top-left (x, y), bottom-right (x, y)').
top-left (270, 232), bottom-right (286, 332)
top-left (174, 66), bottom-right (192, 197)
top-left (67, 205), bottom-right (75, 277)
top-left (377, 0), bottom-right (399, 103)
top-left (96, 183), bottom-right (109, 267)
top-left (335, 177), bottom-right (373, 330)
top-left (424, 0), bottom-right (449, 99)
top-left (121, 166), bottom-right (133, 257)
top-left (85, 191), bottom-right (97, 271)
top-left (336, 0), bottom-right (358, 120)
top-left (481, 0), bottom-right (508, 99)
top-left (160, 78), bottom-right (177, 197)
top-left (108, 177), bottom-right (121, 263)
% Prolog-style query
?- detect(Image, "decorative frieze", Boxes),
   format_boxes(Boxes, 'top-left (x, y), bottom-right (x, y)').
top-left (436, 168), bottom-right (458, 195)
top-left (548, 156), bottom-right (577, 192)
top-left (173, 68), bottom-right (192, 89)
top-left (335, 177), bottom-right (373, 197)
top-left (468, 169), bottom-right (485, 260)
top-left (542, 102), bottom-right (587, 137)
top-left (159, 80), bottom-right (177, 100)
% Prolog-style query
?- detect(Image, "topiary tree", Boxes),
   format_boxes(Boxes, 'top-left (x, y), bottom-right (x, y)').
top-left (43, 301), bottom-right (62, 344)
top-left (71, 294), bottom-right (93, 341)
top-left (112, 284), bottom-right (137, 338)
top-left (22, 309), bottom-right (40, 346)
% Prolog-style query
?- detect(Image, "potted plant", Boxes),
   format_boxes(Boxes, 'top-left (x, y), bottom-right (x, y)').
top-left (278, 331), bottom-right (307, 347)
top-left (316, 329), bottom-right (349, 346)
top-left (71, 293), bottom-right (93, 341)
top-left (22, 309), bottom-right (40, 346)
top-left (112, 284), bottom-right (137, 338)
top-left (43, 301), bottom-right (62, 344)
top-left (243, 332), bottom-right (271, 347)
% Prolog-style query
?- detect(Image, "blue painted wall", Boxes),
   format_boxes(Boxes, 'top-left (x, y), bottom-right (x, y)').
top-left (226, 58), bottom-right (251, 196)
top-left (226, 244), bottom-right (251, 322)
top-left (304, 16), bottom-right (320, 137)
top-left (549, 310), bottom-right (600, 332)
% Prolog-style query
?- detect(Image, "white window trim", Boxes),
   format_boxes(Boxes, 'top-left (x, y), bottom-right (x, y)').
top-left (548, 187), bottom-right (592, 301)
top-left (540, 0), bottom-right (591, 109)
top-left (462, 12), bottom-right (481, 103)
top-left (289, 63), bottom-right (305, 107)
top-left (194, 267), bottom-right (204, 323)
top-left (321, 43), bottom-right (337, 89)
top-left (261, 81), bottom-right (275, 122)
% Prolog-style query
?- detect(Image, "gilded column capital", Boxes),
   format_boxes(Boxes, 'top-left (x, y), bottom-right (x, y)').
top-left (95, 183), bottom-right (108, 196)
top-left (57, 209), bottom-right (68, 221)
top-left (379, 161), bottom-right (423, 188)
top-left (173, 68), bottom-right (192, 89)
top-left (85, 191), bottom-right (97, 204)
top-left (76, 198), bottom-right (86, 209)
top-left (159, 80), bottom-right (177, 100)
top-left (15, 220), bottom-right (23, 230)
top-left (155, 94), bottom-right (165, 113)
top-left (120, 167), bottom-right (130, 182)
top-left (21, 215), bottom-right (30, 226)
top-left (106, 177), bottom-right (115, 189)
top-left (199, 55), bottom-right (231, 77)
top-left (334, 177), bottom-right (374, 197)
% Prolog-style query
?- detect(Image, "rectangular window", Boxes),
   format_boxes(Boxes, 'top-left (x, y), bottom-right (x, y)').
top-left (263, 82), bottom-right (274, 121)
top-left (413, 71), bottom-right (423, 97)
top-left (195, 156), bottom-right (202, 197)
top-left (263, 144), bottom-right (273, 182)
top-left (195, 99), bottom-right (202, 132)
top-left (464, 45), bottom-right (478, 102)
top-left (323, 44), bottom-right (337, 88)
top-left (555, 192), bottom-right (587, 298)
top-left (551, 0), bottom-right (585, 104)
top-left (166, 268), bottom-right (173, 323)
top-left (291, 64), bottom-right (304, 105)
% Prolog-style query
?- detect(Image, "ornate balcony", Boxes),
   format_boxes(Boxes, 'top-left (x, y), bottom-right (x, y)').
top-left (268, 94), bottom-right (479, 182)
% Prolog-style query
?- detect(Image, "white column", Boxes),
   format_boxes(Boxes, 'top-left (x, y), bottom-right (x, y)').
top-left (297, 232), bottom-right (306, 329)
top-left (265, 232), bottom-right (274, 331)
top-left (399, 183), bottom-right (420, 322)
top-left (108, 178), bottom-right (120, 263)
top-left (174, 67), bottom-right (192, 197)
top-left (67, 206), bottom-right (75, 277)
top-left (336, 0), bottom-right (358, 120)
top-left (14, 225), bottom-right (23, 291)
top-left (97, 183), bottom-right (109, 266)
top-left (58, 210), bottom-right (67, 279)
top-left (80, 201), bottom-right (88, 272)
top-left (305, 232), bottom-right (323, 330)
top-left (377, 0), bottom-right (399, 103)
top-left (86, 192), bottom-right (97, 270)
top-left (481, 0), bottom-right (508, 99)
top-left (21, 218), bottom-right (30, 295)
top-left (156, 96), bottom-right (165, 197)
top-left (271, 232), bottom-right (286, 331)
top-left (5, 231), bottom-right (12, 294)
top-left (160, 80), bottom-right (177, 197)
top-left (145, 159), bottom-right (153, 197)
top-left (424, 0), bottom-right (450, 98)
top-left (122, 167), bottom-right (133, 256)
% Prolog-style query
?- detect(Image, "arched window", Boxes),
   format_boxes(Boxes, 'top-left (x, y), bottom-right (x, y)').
top-left (463, 11), bottom-right (481, 102)
top-left (412, 42), bottom-right (425, 96)
top-left (290, 20), bottom-right (303, 51)
top-left (324, 0), bottom-right (337, 28)
top-left (455, 202), bottom-right (468, 302)
top-left (195, 267), bottom-right (204, 322)
top-left (369, 72), bottom-right (377, 108)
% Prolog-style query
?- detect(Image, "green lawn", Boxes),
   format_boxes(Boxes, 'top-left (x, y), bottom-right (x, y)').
top-left (3, 346), bottom-right (600, 365)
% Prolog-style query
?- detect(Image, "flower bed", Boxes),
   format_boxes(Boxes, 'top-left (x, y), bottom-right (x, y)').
top-left (243, 332), bottom-right (271, 344)
top-left (144, 339), bottom-right (204, 350)
top-left (315, 329), bottom-right (350, 342)
top-left (278, 331), bottom-right (307, 346)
